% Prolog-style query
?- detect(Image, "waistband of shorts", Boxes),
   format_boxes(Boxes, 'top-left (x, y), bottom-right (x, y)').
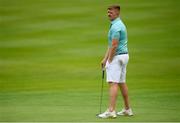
top-left (117, 52), bottom-right (128, 55)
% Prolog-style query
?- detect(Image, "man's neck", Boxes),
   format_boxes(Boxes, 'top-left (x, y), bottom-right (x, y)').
top-left (111, 16), bottom-right (119, 21)
top-left (111, 17), bottom-right (120, 24)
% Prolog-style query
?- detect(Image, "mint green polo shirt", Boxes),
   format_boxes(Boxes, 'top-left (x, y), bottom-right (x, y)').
top-left (108, 17), bottom-right (128, 55)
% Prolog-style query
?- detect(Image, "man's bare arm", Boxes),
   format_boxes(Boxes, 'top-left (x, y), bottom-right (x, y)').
top-left (104, 47), bottom-right (110, 62)
top-left (108, 39), bottom-right (118, 63)
top-left (101, 47), bottom-right (110, 68)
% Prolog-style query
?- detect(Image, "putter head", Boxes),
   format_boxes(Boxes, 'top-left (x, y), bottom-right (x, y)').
top-left (96, 113), bottom-right (101, 118)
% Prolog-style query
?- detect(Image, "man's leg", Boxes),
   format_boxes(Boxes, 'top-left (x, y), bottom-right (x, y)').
top-left (119, 83), bottom-right (130, 110)
top-left (109, 82), bottom-right (119, 112)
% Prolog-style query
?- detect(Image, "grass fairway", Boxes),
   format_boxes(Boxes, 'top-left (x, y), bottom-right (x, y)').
top-left (0, 0), bottom-right (180, 122)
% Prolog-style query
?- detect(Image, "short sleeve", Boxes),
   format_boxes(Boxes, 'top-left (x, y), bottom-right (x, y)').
top-left (111, 27), bottom-right (120, 40)
top-left (108, 26), bottom-right (121, 48)
top-left (112, 31), bottom-right (120, 40)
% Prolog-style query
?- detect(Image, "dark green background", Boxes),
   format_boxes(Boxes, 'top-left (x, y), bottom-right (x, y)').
top-left (0, 0), bottom-right (180, 122)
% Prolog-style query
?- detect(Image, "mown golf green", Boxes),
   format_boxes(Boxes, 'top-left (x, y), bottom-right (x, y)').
top-left (0, 0), bottom-right (180, 122)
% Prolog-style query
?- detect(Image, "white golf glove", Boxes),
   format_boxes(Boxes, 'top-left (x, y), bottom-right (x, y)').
top-left (105, 61), bottom-right (111, 69)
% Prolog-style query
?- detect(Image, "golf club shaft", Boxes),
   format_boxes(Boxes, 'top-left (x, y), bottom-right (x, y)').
top-left (99, 67), bottom-right (105, 114)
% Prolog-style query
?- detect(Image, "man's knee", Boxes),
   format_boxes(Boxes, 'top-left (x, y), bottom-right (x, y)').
top-left (109, 82), bottom-right (119, 86)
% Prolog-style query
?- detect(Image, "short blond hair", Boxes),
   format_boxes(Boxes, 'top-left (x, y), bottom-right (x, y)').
top-left (107, 5), bottom-right (120, 11)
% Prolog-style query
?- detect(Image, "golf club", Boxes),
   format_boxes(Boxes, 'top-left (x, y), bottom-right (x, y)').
top-left (96, 64), bottom-right (105, 117)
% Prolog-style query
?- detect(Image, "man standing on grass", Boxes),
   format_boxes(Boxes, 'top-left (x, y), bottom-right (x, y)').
top-left (98, 5), bottom-right (133, 118)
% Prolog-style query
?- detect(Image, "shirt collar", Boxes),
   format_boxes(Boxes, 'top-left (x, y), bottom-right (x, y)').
top-left (111, 17), bottom-right (120, 25)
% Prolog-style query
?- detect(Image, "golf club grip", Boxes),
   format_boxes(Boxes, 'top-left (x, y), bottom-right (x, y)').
top-left (102, 70), bottom-right (105, 79)
top-left (101, 63), bottom-right (105, 79)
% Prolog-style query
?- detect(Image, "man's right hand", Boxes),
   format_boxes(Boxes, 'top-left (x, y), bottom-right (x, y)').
top-left (101, 58), bottom-right (107, 69)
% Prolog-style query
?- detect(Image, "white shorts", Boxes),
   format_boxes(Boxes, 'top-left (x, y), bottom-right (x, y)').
top-left (105, 54), bottom-right (129, 83)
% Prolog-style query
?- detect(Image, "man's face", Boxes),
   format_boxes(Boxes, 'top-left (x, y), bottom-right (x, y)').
top-left (107, 9), bottom-right (119, 21)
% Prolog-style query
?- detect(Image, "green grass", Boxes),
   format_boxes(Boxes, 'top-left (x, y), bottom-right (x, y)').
top-left (0, 0), bottom-right (180, 122)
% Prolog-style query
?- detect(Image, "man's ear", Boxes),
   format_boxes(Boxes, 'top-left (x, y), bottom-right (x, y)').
top-left (116, 11), bottom-right (120, 16)
top-left (114, 9), bottom-right (120, 16)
